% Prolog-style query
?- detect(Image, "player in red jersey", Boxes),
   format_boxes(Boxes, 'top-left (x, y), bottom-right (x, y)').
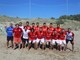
top-left (51, 31), bottom-right (59, 49)
top-left (28, 28), bottom-right (36, 50)
top-left (48, 23), bottom-right (54, 33)
top-left (35, 27), bottom-right (45, 49)
top-left (35, 22), bottom-right (40, 32)
top-left (59, 29), bottom-right (66, 51)
top-left (45, 28), bottom-right (52, 49)
top-left (13, 24), bottom-right (22, 49)
top-left (31, 23), bottom-right (36, 30)
top-left (55, 24), bottom-right (62, 33)
top-left (26, 21), bottom-right (31, 30)
top-left (42, 23), bottom-right (48, 36)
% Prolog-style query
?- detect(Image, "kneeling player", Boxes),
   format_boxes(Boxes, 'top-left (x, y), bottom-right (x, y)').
top-left (45, 28), bottom-right (52, 49)
top-left (59, 29), bottom-right (66, 51)
top-left (36, 27), bottom-right (45, 50)
top-left (28, 28), bottom-right (36, 50)
top-left (51, 31), bottom-right (58, 49)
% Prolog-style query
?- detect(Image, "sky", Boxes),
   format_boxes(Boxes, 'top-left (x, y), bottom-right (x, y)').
top-left (0, 0), bottom-right (80, 18)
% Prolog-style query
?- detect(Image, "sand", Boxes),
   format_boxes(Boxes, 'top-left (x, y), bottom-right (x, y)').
top-left (0, 30), bottom-right (80, 60)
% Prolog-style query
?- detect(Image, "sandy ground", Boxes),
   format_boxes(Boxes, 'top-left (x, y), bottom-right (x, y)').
top-left (0, 30), bottom-right (80, 60)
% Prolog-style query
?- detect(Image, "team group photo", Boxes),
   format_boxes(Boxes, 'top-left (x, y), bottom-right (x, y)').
top-left (6, 21), bottom-right (74, 51)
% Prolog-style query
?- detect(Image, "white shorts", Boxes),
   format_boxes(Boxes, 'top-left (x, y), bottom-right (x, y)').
top-left (58, 40), bottom-right (66, 45)
top-left (46, 40), bottom-right (51, 42)
top-left (29, 40), bottom-right (36, 43)
top-left (40, 38), bottom-right (45, 44)
top-left (35, 38), bottom-right (40, 43)
top-left (51, 39), bottom-right (58, 45)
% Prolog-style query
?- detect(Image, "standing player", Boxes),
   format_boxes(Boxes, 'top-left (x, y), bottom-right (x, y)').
top-left (66, 28), bottom-right (74, 51)
top-left (36, 27), bottom-right (45, 50)
top-left (48, 23), bottom-right (54, 33)
top-left (22, 26), bottom-right (30, 48)
top-left (19, 22), bottom-right (23, 30)
top-left (35, 22), bottom-right (40, 32)
top-left (28, 28), bottom-right (36, 50)
top-left (31, 23), bottom-right (36, 30)
top-left (6, 23), bottom-right (14, 48)
top-left (42, 23), bottom-right (48, 36)
top-left (55, 24), bottom-right (62, 50)
top-left (13, 24), bottom-right (22, 49)
top-left (55, 24), bottom-right (62, 33)
top-left (26, 21), bottom-right (31, 30)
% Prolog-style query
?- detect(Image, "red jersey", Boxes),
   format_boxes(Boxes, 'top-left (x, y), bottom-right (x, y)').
top-left (51, 33), bottom-right (58, 40)
top-left (31, 26), bottom-right (36, 30)
top-left (45, 32), bottom-right (52, 40)
top-left (13, 28), bottom-right (22, 38)
top-left (36, 31), bottom-right (44, 39)
top-left (42, 26), bottom-right (48, 35)
top-left (49, 26), bottom-right (54, 33)
top-left (27, 25), bottom-right (31, 30)
top-left (59, 32), bottom-right (66, 40)
top-left (55, 27), bottom-right (62, 33)
top-left (35, 26), bottom-right (40, 32)
top-left (28, 32), bottom-right (36, 40)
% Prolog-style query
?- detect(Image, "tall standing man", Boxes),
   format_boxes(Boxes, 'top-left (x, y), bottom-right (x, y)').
top-left (6, 23), bottom-right (14, 48)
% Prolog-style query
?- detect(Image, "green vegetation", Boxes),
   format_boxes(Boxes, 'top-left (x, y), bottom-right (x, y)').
top-left (58, 14), bottom-right (80, 21)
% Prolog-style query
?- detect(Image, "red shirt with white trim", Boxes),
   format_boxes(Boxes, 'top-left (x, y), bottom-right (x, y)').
top-left (28, 31), bottom-right (36, 40)
top-left (36, 31), bottom-right (44, 39)
top-left (35, 26), bottom-right (40, 32)
top-left (48, 26), bottom-right (54, 33)
top-left (45, 32), bottom-right (52, 40)
top-left (13, 28), bottom-right (22, 38)
top-left (51, 33), bottom-right (58, 40)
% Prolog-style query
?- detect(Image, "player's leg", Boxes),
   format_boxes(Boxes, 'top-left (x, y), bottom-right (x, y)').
top-left (70, 40), bottom-right (74, 52)
top-left (41, 38), bottom-right (46, 50)
top-left (28, 40), bottom-right (32, 50)
top-left (7, 36), bottom-right (10, 48)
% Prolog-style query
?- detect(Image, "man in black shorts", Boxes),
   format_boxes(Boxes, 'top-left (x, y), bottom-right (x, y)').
top-left (6, 23), bottom-right (14, 48)
top-left (66, 28), bottom-right (74, 51)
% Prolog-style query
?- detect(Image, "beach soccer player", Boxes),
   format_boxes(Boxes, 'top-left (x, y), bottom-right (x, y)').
top-left (6, 23), bottom-right (14, 48)
top-left (48, 23), bottom-right (54, 33)
top-left (13, 24), bottom-right (22, 49)
top-left (22, 26), bottom-right (30, 48)
top-left (31, 23), bottom-right (36, 30)
top-left (26, 21), bottom-right (31, 30)
top-left (35, 22), bottom-right (40, 32)
top-left (55, 24), bottom-right (62, 51)
top-left (42, 23), bottom-right (48, 36)
top-left (59, 29), bottom-right (66, 51)
top-left (45, 28), bottom-right (52, 49)
top-left (36, 27), bottom-right (45, 50)
top-left (51, 30), bottom-right (58, 50)
top-left (66, 28), bottom-right (74, 51)
top-left (28, 28), bottom-right (36, 50)
top-left (19, 22), bottom-right (23, 30)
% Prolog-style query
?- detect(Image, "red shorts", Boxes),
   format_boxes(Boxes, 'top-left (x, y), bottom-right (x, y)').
top-left (14, 37), bottom-right (22, 43)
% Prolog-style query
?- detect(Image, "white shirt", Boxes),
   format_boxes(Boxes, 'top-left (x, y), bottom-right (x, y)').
top-left (19, 26), bottom-right (24, 30)
top-left (66, 32), bottom-right (73, 40)
top-left (23, 29), bottom-right (30, 39)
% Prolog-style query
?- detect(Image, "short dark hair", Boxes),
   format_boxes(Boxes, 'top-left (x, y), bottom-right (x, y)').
top-left (43, 22), bottom-right (46, 24)
top-left (32, 23), bottom-right (35, 24)
top-left (36, 22), bottom-right (39, 24)
top-left (50, 23), bottom-right (53, 24)
top-left (26, 21), bottom-right (29, 24)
